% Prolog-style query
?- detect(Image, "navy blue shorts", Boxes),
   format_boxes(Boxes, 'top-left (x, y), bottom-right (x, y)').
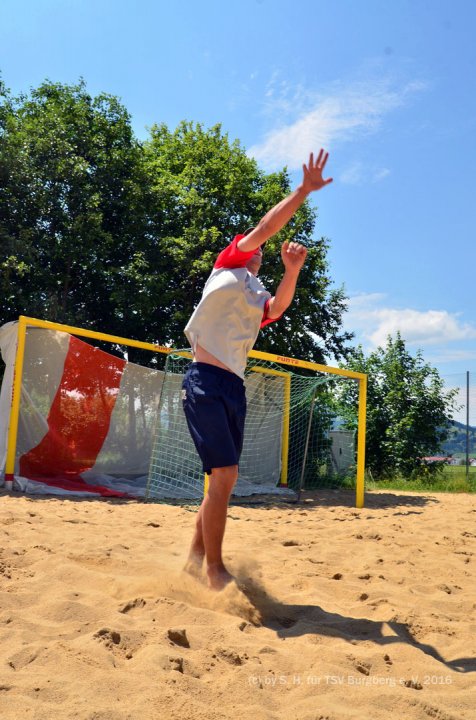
top-left (182, 363), bottom-right (246, 475)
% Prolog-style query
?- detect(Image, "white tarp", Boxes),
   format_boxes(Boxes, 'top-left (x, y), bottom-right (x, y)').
top-left (0, 322), bottom-right (292, 499)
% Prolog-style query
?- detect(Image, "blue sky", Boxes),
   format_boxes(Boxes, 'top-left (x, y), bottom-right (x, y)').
top-left (1, 0), bottom-right (476, 383)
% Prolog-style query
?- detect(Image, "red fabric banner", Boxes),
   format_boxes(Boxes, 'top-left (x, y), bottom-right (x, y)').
top-left (20, 335), bottom-right (126, 494)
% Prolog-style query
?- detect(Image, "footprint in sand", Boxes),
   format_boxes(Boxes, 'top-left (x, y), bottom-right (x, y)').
top-left (119, 598), bottom-right (146, 614)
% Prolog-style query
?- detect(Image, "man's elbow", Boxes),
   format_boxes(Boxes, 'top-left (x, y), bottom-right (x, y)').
top-left (267, 299), bottom-right (289, 319)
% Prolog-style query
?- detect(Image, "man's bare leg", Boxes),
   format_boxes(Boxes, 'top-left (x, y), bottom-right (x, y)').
top-left (202, 465), bottom-right (238, 590)
top-left (183, 504), bottom-right (205, 578)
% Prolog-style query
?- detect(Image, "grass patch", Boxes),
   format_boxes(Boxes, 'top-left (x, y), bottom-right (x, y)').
top-left (304, 466), bottom-right (476, 494)
top-left (363, 467), bottom-right (476, 494)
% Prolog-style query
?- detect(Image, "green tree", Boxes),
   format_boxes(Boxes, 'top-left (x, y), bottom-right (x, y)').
top-left (135, 120), bottom-right (352, 362)
top-left (1, 79), bottom-right (351, 365)
top-left (0, 78), bottom-right (148, 336)
top-left (337, 333), bottom-right (459, 479)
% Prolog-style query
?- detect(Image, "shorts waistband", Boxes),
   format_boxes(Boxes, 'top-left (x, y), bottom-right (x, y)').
top-left (188, 362), bottom-right (244, 387)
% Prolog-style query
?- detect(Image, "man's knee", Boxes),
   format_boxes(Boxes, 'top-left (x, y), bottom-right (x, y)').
top-left (208, 466), bottom-right (238, 496)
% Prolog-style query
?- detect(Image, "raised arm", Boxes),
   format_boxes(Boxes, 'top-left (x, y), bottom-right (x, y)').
top-left (237, 149), bottom-right (332, 253)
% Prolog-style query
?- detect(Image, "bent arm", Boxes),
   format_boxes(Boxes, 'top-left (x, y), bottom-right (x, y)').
top-left (266, 268), bottom-right (301, 319)
top-left (266, 241), bottom-right (308, 319)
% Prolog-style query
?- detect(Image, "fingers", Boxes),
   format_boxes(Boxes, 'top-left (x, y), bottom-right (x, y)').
top-left (283, 241), bottom-right (308, 258)
top-left (288, 242), bottom-right (307, 254)
top-left (317, 149), bottom-right (328, 170)
top-left (309, 148), bottom-right (329, 170)
top-left (303, 149), bottom-right (332, 191)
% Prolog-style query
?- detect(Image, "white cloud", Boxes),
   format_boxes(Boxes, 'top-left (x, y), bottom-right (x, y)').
top-left (248, 78), bottom-right (426, 171)
top-left (339, 163), bottom-right (390, 186)
top-left (369, 309), bottom-right (476, 348)
top-left (345, 293), bottom-right (476, 349)
top-left (340, 161), bottom-right (364, 185)
top-left (372, 167), bottom-right (391, 183)
top-left (430, 349), bottom-right (476, 364)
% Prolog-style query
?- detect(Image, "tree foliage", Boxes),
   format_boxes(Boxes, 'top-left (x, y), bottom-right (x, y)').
top-left (337, 333), bottom-right (459, 479)
top-left (0, 78), bottom-right (147, 335)
top-left (1, 78), bottom-right (351, 365)
top-left (138, 121), bottom-right (352, 362)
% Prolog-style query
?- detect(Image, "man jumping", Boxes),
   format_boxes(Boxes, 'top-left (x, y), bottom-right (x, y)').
top-left (182, 150), bottom-right (333, 589)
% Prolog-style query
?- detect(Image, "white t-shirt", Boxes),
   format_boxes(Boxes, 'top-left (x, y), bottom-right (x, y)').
top-left (184, 236), bottom-right (277, 379)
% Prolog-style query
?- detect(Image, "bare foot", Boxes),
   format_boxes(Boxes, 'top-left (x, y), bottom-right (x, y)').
top-left (207, 564), bottom-right (235, 591)
top-left (183, 552), bottom-right (204, 580)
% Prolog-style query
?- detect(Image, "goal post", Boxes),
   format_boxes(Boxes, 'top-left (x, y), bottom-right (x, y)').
top-left (247, 349), bottom-right (367, 508)
top-left (147, 346), bottom-right (367, 507)
top-left (1, 316), bottom-right (367, 507)
top-left (2, 315), bottom-right (172, 492)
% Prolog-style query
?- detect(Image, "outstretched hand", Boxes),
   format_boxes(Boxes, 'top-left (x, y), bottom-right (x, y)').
top-left (301, 149), bottom-right (333, 193)
top-left (281, 241), bottom-right (308, 273)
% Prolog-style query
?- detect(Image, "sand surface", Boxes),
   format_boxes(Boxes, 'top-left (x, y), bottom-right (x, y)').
top-left (0, 488), bottom-right (475, 720)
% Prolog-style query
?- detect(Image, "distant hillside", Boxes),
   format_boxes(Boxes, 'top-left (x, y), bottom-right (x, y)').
top-left (441, 420), bottom-right (476, 456)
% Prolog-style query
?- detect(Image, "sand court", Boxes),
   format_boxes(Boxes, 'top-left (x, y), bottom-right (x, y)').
top-left (0, 489), bottom-right (474, 719)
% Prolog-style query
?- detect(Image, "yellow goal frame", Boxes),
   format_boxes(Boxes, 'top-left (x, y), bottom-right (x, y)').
top-left (3, 316), bottom-right (367, 507)
top-left (248, 366), bottom-right (292, 487)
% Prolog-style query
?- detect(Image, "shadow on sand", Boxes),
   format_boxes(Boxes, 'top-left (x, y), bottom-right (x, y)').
top-left (235, 572), bottom-right (475, 675)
